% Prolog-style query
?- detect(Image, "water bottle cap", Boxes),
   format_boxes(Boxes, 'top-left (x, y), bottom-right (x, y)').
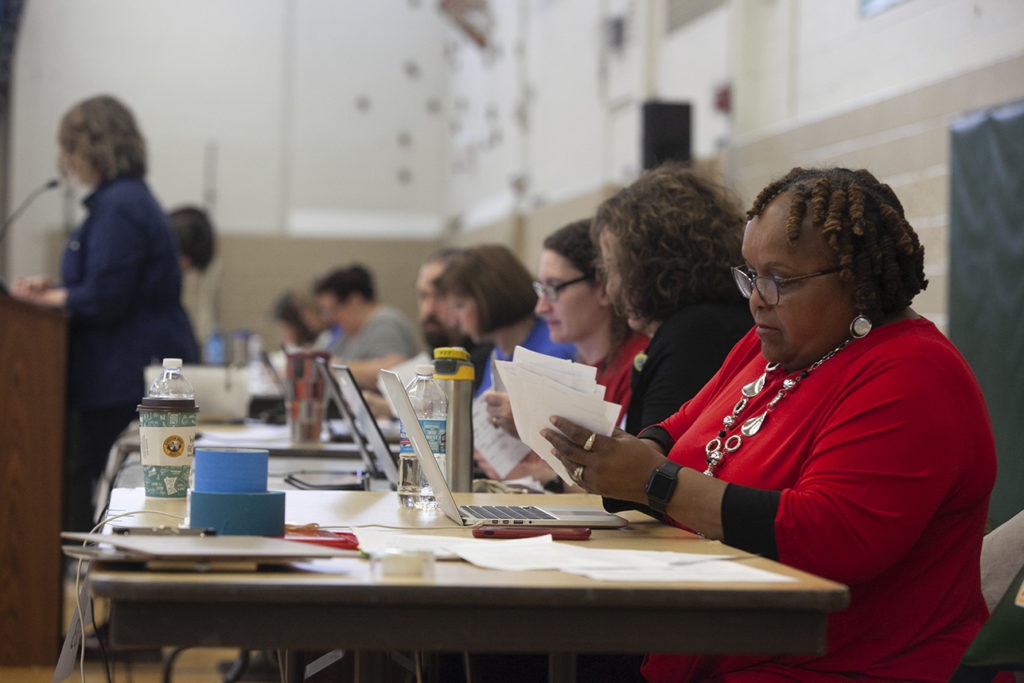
top-left (163, 358), bottom-right (183, 369)
top-left (433, 347), bottom-right (469, 361)
top-left (415, 363), bottom-right (435, 376)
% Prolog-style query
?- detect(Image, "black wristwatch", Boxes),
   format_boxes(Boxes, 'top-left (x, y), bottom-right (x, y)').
top-left (645, 460), bottom-right (683, 514)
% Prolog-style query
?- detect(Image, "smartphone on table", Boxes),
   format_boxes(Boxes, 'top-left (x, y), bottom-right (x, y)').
top-left (471, 525), bottom-right (591, 540)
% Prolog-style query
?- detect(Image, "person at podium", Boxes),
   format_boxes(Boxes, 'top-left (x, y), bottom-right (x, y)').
top-left (11, 94), bottom-right (198, 532)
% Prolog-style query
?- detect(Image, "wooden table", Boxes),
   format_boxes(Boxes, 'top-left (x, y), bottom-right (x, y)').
top-left (86, 489), bottom-right (849, 682)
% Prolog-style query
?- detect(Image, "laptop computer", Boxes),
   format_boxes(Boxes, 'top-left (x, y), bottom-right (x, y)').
top-left (379, 369), bottom-right (627, 528)
top-left (316, 361), bottom-right (400, 487)
top-left (260, 349), bottom-right (287, 395)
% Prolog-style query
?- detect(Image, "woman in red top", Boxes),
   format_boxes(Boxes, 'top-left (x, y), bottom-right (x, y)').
top-left (533, 219), bottom-right (648, 423)
top-left (542, 167), bottom-right (998, 681)
top-left (482, 219), bottom-right (648, 489)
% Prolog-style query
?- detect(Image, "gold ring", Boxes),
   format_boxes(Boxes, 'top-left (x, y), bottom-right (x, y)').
top-left (573, 464), bottom-right (585, 481)
top-left (583, 433), bottom-right (596, 451)
top-left (490, 416), bottom-right (499, 427)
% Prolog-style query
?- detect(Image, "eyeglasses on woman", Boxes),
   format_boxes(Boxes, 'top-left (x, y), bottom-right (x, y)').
top-left (532, 275), bottom-right (591, 302)
top-left (731, 265), bottom-right (840, 306)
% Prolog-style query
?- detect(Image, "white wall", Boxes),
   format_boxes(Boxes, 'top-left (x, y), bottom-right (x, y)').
top-left (286, 1), bottom-right (450, 236)
top-left (731, 0), bottom-right (1024, 137)
top-left (443, 1), bottom-right (525, 230)
top-left (446, 0), bottom-right (657, 227)
top-left (658, 5), bottom-right (732, 159)
top-left (7, 0), bottom-right (451, 278)
top-left (6, 0), bottom-right (1024, 278)
top-left (524, 0), bottom-right (608, 209)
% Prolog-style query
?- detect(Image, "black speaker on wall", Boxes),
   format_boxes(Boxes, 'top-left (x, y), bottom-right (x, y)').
top-left (642, 101), bottom-right (692, 170)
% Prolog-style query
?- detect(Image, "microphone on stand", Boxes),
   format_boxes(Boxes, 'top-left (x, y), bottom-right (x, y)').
top-left (0, 178), bottom-right (61, 247)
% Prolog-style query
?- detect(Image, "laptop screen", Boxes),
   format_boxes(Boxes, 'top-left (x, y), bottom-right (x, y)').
top-left (316, 360), bottom-right (399, 485)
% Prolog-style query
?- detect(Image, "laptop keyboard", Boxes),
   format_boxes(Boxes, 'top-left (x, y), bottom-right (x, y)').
top-left (460, 505), bottom-right (557, 520)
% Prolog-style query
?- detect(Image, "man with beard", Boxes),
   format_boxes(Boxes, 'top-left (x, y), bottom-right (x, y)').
top-left (382, 249), bottom-right (493, 392)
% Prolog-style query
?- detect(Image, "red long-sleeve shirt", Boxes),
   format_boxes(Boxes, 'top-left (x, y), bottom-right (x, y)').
top-left (644, 318), bottom-right (996, 682)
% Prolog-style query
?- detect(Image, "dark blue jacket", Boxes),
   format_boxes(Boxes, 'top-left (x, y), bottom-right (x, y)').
top-left (61, 177), bottom-right (198, 409)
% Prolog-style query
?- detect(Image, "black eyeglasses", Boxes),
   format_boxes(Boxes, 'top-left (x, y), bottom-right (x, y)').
top-left (731, 265), bottom-right (840, 306)
top-left (532, 275), bottom-right (591, 302)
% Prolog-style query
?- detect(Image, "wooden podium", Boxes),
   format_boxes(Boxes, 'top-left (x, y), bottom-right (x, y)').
top-left (0, 294), bottom-right (67, 666)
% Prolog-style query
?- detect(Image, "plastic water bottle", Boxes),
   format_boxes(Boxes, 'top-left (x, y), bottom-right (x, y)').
top-left (397, 363), bottom-right (448, 511)
top-left (205, 330), bottom-right (224, 365)
top-left (148, 358), bottom-right (195, 399)
top-left (139, 359), bottom-right (198, 497)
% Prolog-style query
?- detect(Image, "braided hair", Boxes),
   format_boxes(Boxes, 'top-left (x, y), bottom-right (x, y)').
top-left (748, 167), bottom-right (927, 324)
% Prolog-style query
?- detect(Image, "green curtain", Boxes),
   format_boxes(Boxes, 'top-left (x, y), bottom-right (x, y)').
top-left (949, 99), bottom-right (1024, 526)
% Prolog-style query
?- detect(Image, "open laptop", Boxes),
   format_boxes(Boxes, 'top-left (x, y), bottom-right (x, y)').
top-left (259, 349), bottom-right (287, 395)
top-left (379, 369), bottom-right (627, 528)
top-left (316, 360), bottom-right (399, 487)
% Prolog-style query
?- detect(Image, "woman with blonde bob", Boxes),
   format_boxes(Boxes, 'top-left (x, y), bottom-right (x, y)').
top-left (437, 244), bottom-right (575, 484)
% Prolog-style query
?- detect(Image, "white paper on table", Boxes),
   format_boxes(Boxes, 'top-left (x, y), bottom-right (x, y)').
top-left (197, 423), bottom-right (291, 444)
top-left (353, 530), bottom-right (794, 582)
top-left (451, 538), bottom-right (731, 572)
top-left (354, 528), bottom-right (475, 558)
top-left (568, 561), bottom-right (797, 583)
top-left (471, 393), bottom-right (531, 478)
top-left (495, 360), bottom-right (620, 485)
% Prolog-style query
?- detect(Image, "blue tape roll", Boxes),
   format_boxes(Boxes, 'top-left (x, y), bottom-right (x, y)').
top-left (189, 490), bottom-right (286, 536)
top-left (194, 448), bottom-right (269, 493)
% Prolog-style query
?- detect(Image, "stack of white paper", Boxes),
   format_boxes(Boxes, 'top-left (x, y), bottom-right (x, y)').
top-left (495, 346), bottom-right (621, 485)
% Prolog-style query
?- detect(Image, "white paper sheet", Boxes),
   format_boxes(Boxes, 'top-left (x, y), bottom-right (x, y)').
top-left (568, 563), bottom-right (796, 583)
top-left (495, 347), bottom-right (621, 485)
top-left (471, 392), bottom-right (532, 478)
top-left (197, 423), bottom-right (292, 444)
top-left (352, 529), bottom-right (794, 582)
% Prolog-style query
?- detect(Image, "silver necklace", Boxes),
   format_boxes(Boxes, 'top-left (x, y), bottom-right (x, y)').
top-left (703, 339), bottom-right (852, 477)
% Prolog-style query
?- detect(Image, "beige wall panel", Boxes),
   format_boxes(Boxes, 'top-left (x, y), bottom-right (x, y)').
top-left (913, 273), bottom-right (949, 329)
top-left (727, 53), bottom-right (1024, 204)
top-left (46, 230), bottom-right (438, 356)
top-left (916, 223), bottom-right (949, 276)
top-left (725, 54), bottom-right (1024, 329)
top-left (448, 189), bottom-right (613, 277)
top-left (520, 190), bottom-right (609, 276)
top-left (450, 218), bottom-right (517, 250)
top-left (890, 173), bottom-right (949, 224)
top-left (802, 125), bottom-right (948, 180)
top-left (212, 235), bottom-right (440, 351)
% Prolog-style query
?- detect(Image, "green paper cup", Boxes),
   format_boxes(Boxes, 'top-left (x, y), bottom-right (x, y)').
top-left (137, 397), bottom-right (198, 498)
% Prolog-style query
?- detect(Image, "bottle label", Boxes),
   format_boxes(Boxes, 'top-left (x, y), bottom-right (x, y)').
top-left (398, 425), bottom-right (414, 456)
top-left (419, 418), bottom-right (446, 456)
top-left (398, 418), bottom-right (446, 457)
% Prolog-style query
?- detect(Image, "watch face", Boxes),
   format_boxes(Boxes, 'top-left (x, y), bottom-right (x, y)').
top-left (646, 461), bottom-right (681, 511)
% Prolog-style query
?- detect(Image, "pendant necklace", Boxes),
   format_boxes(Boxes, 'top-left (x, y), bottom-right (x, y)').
top-left (703, 339), bottom-right (852, 478)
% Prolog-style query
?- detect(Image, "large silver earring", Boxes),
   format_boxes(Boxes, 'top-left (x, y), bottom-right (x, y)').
top-left (850, 314), bottom-right (872, 339)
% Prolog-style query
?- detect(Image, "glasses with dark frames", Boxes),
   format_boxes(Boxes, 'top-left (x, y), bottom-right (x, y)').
top-left (731, 265), bottom-right (840, 306)
top-left (532, 275), bottom-right (591, 302)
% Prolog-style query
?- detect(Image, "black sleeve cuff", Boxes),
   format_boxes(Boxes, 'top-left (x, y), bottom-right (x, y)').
top-left (601, 496), bottom-right (665, 522)
top-left (721, 483), bottom-right (781, 560)
top-left (637, 425), bottom-right (673, 454)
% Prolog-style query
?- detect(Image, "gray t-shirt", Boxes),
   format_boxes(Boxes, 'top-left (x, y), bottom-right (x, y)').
top-left (330, 306), bottom-right (419, 361)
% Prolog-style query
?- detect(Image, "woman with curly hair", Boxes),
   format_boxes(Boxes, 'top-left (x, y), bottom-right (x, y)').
top-left (544, 167), bottom-right (997, 681)
top-left (592, 162), bottom-right (752, 435)
top-left (11, 95), bottom-right (198, 531)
